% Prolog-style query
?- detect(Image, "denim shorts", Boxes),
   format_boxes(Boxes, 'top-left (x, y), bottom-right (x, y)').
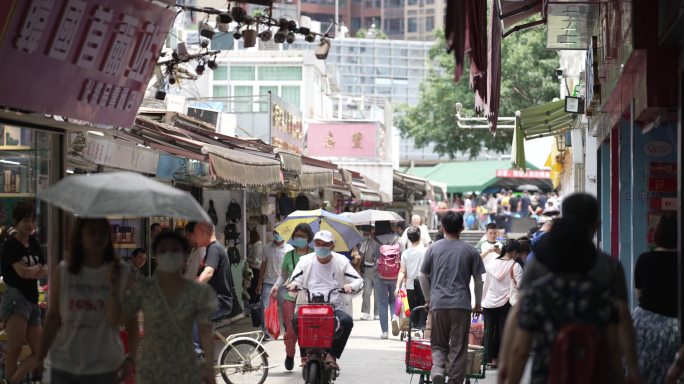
top-left (0, 287), bottom-right (41, 326)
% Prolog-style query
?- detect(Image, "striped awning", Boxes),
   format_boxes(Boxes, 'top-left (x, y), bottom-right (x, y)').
top-left (278, 150), bottom-right (302, 173)
top-left (203, 144), bottom-right (283, 187)
top-left (518, 100), bottom-right (576, 140)
top-left (297, 165), bottom-right (334, 190)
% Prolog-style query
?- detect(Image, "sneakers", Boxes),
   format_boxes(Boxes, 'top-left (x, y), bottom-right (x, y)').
top-left (285, 356), bottom-right (294, 371)
top-left (391, 317), bottom-right (400, 336)
top-left (432, 374), bottom-right (445, 384)
top-left (360, 313), bottom-right (373, 321)
top-left (380, 332), bottom-right (389, 339)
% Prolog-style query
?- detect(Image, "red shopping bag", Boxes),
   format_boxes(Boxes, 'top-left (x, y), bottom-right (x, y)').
top-left (265, 296), bottom-right (280, 339)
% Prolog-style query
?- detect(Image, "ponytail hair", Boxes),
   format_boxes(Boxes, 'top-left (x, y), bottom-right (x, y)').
top-left (497, 239), bottom-right (521, 259)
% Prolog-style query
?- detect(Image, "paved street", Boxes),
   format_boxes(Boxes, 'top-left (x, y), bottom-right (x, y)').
top-left (223, 297), bottom-right (499, 384)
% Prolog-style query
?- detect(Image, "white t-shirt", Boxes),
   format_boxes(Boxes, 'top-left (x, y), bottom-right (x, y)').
top-left (184, 246), bottom-right (205, 279)
top-left (50, 261), bottom-right (128, 375)
top-left (262, 242), bottom-right (293, 285)
top-left (308, 259), bottom-right (339, 306)
top-left (401, 246), bottom-right (426, 290)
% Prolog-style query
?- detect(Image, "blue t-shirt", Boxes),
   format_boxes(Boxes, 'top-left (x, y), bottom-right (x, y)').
top-left (526, 230), bottom-right (548, 262)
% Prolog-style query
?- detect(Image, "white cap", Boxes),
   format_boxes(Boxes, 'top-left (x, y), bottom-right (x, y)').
top-left (313, 230), bottom-right (334, 243)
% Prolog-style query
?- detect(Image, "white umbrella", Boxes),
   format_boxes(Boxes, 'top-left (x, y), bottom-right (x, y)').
top-left (346, 209), bottom-right (404, 225)
top-left (40, 171), bottom-right (211, 222)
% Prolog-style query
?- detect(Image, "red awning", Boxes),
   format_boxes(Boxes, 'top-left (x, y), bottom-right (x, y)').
top-left (446, 0), bottom-right (545, 134)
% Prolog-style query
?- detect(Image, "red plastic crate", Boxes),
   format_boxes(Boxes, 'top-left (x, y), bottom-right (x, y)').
top-left (297, 305), bottom-right (334, 349)
top-left (406, 338), bottom-right (432, 371)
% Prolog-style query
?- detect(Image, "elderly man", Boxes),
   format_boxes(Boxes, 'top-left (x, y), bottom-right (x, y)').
top-left (400, 214), bottom-right (431, 248)
top-left (288, 230), bottom-right (364, 370)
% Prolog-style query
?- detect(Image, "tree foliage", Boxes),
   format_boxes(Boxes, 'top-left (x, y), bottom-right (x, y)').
top-left (396, 27), bottom-right (559, 158)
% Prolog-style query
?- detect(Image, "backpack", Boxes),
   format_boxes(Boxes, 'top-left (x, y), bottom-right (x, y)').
top-left (547, 323), bottom-right (607, 384)
top-left (375, 237), bottom-right (401, 280)
top-left (207, 200), bottom-right (219, 225)
top-left (224, 222), bottom-right (240, 242)
top-left (227, 246), bottom-right (241, 265)
top-left (226, 200), bottom-right (241, 223)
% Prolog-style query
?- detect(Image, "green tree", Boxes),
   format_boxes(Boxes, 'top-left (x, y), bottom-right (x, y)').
top-left (396, 27), bottom-right (559, 158)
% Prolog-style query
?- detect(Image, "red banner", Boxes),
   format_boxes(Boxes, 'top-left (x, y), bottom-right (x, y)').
top-left (0, 0), bottom-right (176, 127)
top-left (648, 178), bottom-right (677, 193)
top-left (495, 169), bottom-right (551, 179)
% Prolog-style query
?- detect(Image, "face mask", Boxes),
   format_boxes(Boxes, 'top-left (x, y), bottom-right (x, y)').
top-left (315, 246), bottom-right (332, 259)
top-left (156, 252), bottom-right (185, 273)
top-left (291, 237), bottom-right (308, 248)
top-left (274, 234), bottom-right (284, 243)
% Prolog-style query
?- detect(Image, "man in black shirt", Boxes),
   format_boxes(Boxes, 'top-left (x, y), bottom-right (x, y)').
top-left (508, 192), bottom-right (519, 214)
top-left (193, 222), bottom-right (236, 356)
top-left (518, 191), bottom-right (532, 218)
top-left (196, 222), bottom-right (234, 319)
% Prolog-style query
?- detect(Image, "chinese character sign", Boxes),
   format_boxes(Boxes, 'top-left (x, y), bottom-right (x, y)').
top-left (271, 101), bottom-right (303, 154)
top-left (495, 169), bottom-right (551, 179)
top-left (0, 0), bottom-right (176, 127)
top-left (306, 122), bottom-right (378, 158)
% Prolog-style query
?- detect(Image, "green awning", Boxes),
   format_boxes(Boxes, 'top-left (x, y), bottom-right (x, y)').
top-left (519, 99), bottom-right (575, 140)
top-left (405, 160), bottom-right (540, 194)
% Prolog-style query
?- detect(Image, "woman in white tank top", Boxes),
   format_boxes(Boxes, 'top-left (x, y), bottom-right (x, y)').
top-left (36, 219), bottom-right (130, 384)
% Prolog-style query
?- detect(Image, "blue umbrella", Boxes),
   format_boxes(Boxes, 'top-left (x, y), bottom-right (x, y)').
top-left (275, 209), bottom-right (363, 252)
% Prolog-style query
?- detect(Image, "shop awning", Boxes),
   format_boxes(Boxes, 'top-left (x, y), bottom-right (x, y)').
top-left (405, 160), bottom-right (541, 194)
top-left (518, 100), bottom-right (576, 140)
top-left (203, 144), bottom-right (283, 187)
top-left (278, 151), bottom-right (302, 173)
top-left (298, 165), bottom-right (334, 190)
top-left (393, 170), bottom-right (435, 200)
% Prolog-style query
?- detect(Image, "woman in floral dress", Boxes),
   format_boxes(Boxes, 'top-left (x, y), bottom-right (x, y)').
top-left (120, 232), bottom-right (217, 384)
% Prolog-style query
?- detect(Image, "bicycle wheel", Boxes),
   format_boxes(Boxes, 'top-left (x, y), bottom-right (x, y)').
top-left (218, 339), bottom-right (268, 384)
top-left (307, 361), bottom-right (319, 384)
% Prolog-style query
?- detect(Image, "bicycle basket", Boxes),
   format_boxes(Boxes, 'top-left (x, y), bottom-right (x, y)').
top-left (297, 305), bottom-right (334, 349)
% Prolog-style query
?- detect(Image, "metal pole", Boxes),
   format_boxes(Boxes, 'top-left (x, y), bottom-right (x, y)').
top-left (335, 0), bottom-right (339, 36)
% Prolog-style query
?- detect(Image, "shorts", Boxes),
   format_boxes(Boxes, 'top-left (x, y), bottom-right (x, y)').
top-left (0, 286), bottom-right (41, 326)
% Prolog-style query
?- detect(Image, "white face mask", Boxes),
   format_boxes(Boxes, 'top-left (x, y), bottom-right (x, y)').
top-left (156, 252), bottom-right (185, 273)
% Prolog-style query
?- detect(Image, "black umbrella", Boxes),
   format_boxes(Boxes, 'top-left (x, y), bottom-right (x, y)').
top-left (517, 184), bottom-right (540, 192)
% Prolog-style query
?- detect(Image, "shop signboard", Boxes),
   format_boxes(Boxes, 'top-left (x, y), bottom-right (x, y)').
top-left (648, 162), bottom-right (677, 176)
top-left (81, 136), bottom-right (159, 174)
top-left (270, 97), bottom-right (303, 154)
top-left (649, 197), bottom-right (677, 211)
top-left (0, 0), bottom-right (176, 127)
top-left (155, 154), bottom-right (210, 181)
top-left (306, 122), bottom-right (378, 159)
top-left (495, 169), bottom-right (551, 179)
top-left (648, 177), bottom-right (677, 193)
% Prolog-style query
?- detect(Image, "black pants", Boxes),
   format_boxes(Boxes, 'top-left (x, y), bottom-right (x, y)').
top-left (248, 267), bottom-right (260, 304)
top-left (293, 308), bottom-right (353, 359)
top-left (483, 303), bottom-right (511, 361)
top-left (407, 280), bottom-right (427, 329)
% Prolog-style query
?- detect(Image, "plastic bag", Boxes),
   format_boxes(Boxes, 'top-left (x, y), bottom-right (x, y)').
top-left (264, 296), bottom-right (280, 339)
top-left (469, 314), bottom-right (484, 346)
top-left (394, 296), bottom-right (402, 317)
top-left (399, 289), bottom-right (410, 317)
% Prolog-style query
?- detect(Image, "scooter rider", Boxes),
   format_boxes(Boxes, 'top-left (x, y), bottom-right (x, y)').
top-left (287, 230), bottom-right (364, 370)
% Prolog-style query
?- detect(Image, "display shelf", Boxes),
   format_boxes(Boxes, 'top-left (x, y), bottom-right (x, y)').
top-left (114, 243), bottom-right (138, 249)
top-left (0, 193), bottom-right (33, 198)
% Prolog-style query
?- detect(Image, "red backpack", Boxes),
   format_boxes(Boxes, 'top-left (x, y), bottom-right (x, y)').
top-left (375, 237), bottom-right (401, 280)
top-left (547, 323), bottom-right (607, 384)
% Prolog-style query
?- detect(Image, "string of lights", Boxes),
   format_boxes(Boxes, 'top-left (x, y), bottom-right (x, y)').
top-left (153, 1), bottom-right (334, 100)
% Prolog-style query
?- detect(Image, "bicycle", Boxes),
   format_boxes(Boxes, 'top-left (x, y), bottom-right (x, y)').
top-left (213, 319), bottom-right (272, 384)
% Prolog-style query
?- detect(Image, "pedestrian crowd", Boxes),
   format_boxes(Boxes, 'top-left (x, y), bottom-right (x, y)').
top-left (420, 193), bottom-right (684, 384)
top-left (0, 194), bottom-right (682, 384)
top-left (434, 191), bottom-right (561, 233)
